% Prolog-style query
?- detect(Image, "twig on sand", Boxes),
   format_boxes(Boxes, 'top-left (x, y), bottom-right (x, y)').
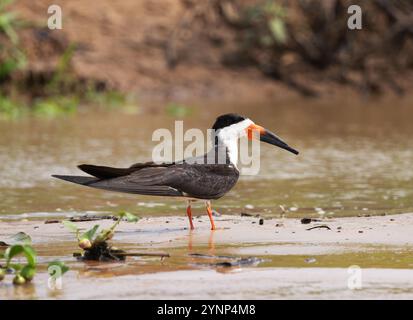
top-left (306, 225), bottom-right (331, 231)
top-left (45, 215), bottom-right (116, 224)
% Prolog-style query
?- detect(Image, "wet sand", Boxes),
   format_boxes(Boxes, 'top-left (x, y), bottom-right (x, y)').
top-left (1, 213), bottom-right (413, 299)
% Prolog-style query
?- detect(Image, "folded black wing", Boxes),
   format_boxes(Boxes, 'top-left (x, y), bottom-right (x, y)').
top-left (79, 163), bottom-right (239, 200)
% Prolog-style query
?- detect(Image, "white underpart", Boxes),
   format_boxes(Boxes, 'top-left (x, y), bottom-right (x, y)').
top-left (214, 118), bottom-right (253, 166)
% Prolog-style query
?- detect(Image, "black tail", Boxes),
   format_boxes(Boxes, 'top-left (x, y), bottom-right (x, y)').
top-left (52, 175), bottom-right (98, 185)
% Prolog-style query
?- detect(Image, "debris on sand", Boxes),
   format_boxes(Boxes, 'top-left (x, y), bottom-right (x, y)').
top-left (45, 215), bottom-right (116, 224)
top-left (74, 248), bottom-right (170, 261)
top-left (300, 218), bottom-right (321, 224)
top-left (240, 212), bottom-right (253, 217)
top-left (76, 242), bottom-right (126, 261)
top-left (259, 218), bottom-right (264, 225)
top-left (306, 225), bottom-right (331, 231)
top-left (212, 257), bottom-right (263, 268)
top-left (279, 205), bottom-right (287, 213)
top-left (64, 211), bottom-right (142, 262)
top-left (189, 253), bottom-right (264, 268)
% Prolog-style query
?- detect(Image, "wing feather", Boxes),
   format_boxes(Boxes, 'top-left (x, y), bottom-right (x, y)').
top-left (55, 163), bottom-right (239, 200)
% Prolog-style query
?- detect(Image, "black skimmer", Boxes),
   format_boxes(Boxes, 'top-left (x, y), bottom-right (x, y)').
top-left (53, 113), bottom-right (298, 230)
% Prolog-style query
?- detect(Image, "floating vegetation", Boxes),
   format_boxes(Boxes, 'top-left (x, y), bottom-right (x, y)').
top-left (63, 211), bottom-right (140, 261)
top-left (0, 231), bottom-right (68, 286)
top-left (0, 244), bottom-right (36, 285)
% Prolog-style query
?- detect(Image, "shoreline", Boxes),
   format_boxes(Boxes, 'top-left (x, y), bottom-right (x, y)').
top-left (1, 213), bottom-right (413, 299)
top-left (1, 212), bottom-right (413, 246)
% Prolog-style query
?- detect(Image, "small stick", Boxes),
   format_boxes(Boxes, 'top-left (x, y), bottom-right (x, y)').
top-left (306, 225), bottom-right (331, 231)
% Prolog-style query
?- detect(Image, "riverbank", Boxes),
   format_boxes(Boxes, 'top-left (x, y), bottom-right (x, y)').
top-left (7, 0), bottom-right (413, 103)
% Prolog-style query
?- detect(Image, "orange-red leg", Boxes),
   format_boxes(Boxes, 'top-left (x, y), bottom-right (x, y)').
top-left (186, 203), bottom-right (194, 230)
top-left (206, 201), bottom-right (216, 230)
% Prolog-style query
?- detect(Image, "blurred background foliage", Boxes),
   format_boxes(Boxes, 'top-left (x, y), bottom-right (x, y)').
top-left (0, 0), bottom-right (412, 119)
top-left (213, 0), bottom-right (413, 96)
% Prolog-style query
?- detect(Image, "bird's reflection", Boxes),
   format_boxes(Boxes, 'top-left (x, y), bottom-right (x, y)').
top-left (187, 229), bottom-right (216, 255)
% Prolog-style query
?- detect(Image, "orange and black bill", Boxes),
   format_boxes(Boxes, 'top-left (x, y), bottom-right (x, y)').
top-left (247, 124), bottom-right (299, 155)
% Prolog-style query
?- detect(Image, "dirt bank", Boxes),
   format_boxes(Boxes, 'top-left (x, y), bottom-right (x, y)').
top-left (13, 0), bottom-right (280, 102)
top-left (10, 0), bottom-right (413, 102)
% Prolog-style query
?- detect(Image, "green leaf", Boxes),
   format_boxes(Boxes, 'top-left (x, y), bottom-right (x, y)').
top-left (20, 265), bottom-right (36, 280)
top-left (5, 244), bottom-right (37, 267)
top-left (80, 225), bottom-right (99, 241)
top-left (5, 244), bottom-right (24, 264)
top-left (22, 245), bottom-right (37, 267)
top-left (9, 263), bottom-right (22, 271)
top-left (9, 232), bottom-right (31, 245)
top-left (118, 211), bottom-right (139, 223)
top-left (62, 220), bottom-right (79, 232)
top-left (48, 260), bottom-right (69, 276)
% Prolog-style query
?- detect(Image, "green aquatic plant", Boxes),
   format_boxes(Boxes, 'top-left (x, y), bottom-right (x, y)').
top-left (63, 211), bottom-right (139, 261)
top-left (0, 94), bottom-right (22, 119)
top-left (0, 232), bottom-right (68, 285)
top-left (47, 260), bottom-right (69, 279)
top-left (0, 95), bottom-right (79, 120)
top-left (85, 89), bottom-right (128, 109)
top-left (166, 103), bottom-right (193, 117)
top-left (0, 243), bottom-right (37, 285)
top-left (33, 96), bottom-right (79, 117)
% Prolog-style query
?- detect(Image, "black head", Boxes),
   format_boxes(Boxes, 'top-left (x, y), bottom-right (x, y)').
top-left (212, 113), bottom-right (246, 131)
top-left (211, 113), bottom-right (299, 155)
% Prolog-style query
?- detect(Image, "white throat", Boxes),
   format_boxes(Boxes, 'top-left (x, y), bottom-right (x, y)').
top-left (214, 119), bottom-right (253, 166)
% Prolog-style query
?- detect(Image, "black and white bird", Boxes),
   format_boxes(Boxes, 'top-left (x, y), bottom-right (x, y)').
top-left (53, 113), bottom-right (299, 230)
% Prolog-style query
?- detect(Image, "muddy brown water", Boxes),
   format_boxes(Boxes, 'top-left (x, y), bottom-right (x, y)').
top-left (1, 96), bottom-right (413, 219)
top-left (1, 96), bottom-right (413, 299)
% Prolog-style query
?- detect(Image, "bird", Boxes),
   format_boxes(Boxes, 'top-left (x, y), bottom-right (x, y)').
top-left (53, 113), bottom-right (299, 230)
